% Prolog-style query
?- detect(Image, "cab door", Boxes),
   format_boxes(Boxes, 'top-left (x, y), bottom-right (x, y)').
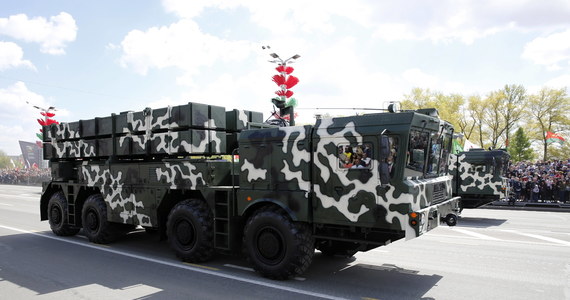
top-left (311, 133), bottom-right (380, 226)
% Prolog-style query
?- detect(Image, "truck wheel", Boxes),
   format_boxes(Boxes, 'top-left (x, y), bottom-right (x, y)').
top-left (243, 206), bottom-right (314, 280)
top-left (81, 194), bottom-right (118, 244)
top-left (316, 241), bottom-right (359, 258)
top-left (167, 199), bottom-right (214, 262)
top-left (47, 192), bottom-right (80, 236)
top-left (444, 214), bottom-right (458, 226)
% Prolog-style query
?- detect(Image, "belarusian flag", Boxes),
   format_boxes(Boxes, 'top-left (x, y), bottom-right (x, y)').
top-left (546, 131), bottom-right (565, 144)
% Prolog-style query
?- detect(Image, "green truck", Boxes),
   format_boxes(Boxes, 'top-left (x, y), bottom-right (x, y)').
top-left (449, 149), bottom-right (511, 209)
top-left (40, 102), bottom-right (460, 279)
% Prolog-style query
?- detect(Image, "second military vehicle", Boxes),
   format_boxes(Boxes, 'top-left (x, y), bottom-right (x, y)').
top-left (449, 149), bottom-right (510, 209)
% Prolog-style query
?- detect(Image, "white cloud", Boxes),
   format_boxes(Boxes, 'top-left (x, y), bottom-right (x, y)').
top-left (369, 1), bottom-right (568, 44)
top-left (402, 68), bottom-right (439, 88)
top-left (401, 68), bottom-right (466, 93)
top-left (0, 12), bottom-right (77, 55)
top-left (544, 74), bottom-right (570, 89)
top-left (118, 19), bottom-right (252, 82)
top-left (521, 29), bottom-right (570, 70)
top-left (161, 0), bottom-right (371, 35)
top-left (0, 82), bottom-right (55, 155)
top-left (112, 0), bottom-right (566, 127)
top-left (162, 0), bottom-right (570, 48)
top-left (0, 41), bottom-right (35, 70)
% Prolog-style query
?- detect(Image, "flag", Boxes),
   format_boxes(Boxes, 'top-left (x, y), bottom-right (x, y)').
top-left (546, 131), bottom-right (565, 144)
top-left (452, 139), bottom-right (464, 154)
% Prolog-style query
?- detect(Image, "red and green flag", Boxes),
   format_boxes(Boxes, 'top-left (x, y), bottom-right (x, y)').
top-left (546, 131), bottom-right (565, 144)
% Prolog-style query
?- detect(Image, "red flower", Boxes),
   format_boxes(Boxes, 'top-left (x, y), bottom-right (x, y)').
top-left (275, 90), bottom-right (294, 98)
top-left (284, 75), bottom-right (299, 89)
top-left (272, 74), bottom-right (286, 86)
top-left (275, 66), bottom-right (294, 74)
top-left (40, 112), bottom-right (56, 117)
top-left (38, 118), bottom-right (59, 126)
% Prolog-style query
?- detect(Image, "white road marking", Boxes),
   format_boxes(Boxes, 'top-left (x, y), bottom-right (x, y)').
top-left (450, 228), bottom-right (500, 241)
top-left (0, 203), bottom-right (14, 206)
top-left (223, 264), bottom-right (306, 281)
top-left (224, 264), bottom-right (254, 272)
top-left (0, 224), bottom-right (346, 300)
top-left (501, 230), bottom-right (570, 246)
top-left (431, 230), bottom-right (570, 248)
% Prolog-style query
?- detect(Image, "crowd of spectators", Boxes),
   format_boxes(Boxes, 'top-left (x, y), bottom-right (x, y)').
top-left (339, 145), bottom-right (373, 169)
top-left (0, 168), bottom-right (51, 186)
top-left (508, 160), bottom-right (570, 203)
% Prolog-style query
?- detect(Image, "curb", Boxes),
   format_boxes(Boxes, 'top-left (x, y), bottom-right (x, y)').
top-left (480, 201), bottom-right (570, 213)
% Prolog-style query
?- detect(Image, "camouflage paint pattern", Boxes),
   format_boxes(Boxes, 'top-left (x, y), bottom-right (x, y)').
top-left (42, 102), bottom-right (459, 251)
top-left (449, 149), bottom-right (510, 208)
top-left (238, 111), bottom-right (460, 240)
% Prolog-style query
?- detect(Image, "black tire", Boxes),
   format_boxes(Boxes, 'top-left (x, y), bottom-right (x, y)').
top-left (81, 194), bottom-right (118, 244)
top-left (47, 192), bottom-right (80, 236)
top-left (167, 199), bottom-right (214, 262)
top-left (444, 214), bottom-right (458, 226)
top-left (316, 241), bottom-right (359, 258)
top-left (243, 206), bottom-right (314, 280)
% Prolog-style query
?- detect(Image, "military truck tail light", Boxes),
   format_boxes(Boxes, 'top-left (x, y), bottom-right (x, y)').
top-left (409, 212), bottom-right (419, 226)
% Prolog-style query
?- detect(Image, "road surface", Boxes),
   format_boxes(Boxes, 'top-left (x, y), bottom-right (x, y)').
top-left (1, 184), bottom-right (569, 299)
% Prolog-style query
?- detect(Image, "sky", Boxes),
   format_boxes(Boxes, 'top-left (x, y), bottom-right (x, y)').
top-left (0, 0), bottom-right (569, 155)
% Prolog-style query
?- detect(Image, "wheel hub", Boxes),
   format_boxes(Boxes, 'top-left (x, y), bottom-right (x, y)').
top-left (257, 228), bottom-right (284, 262)
top-left (175, 220), bottom-right (195, 246)
top-left (50, 206), bottom-right (61, 225)
top-left (86, 210), bottom-right (99, 231)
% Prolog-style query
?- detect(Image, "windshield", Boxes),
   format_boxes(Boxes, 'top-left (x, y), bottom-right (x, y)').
top-left (495, 154), bottom-right (510, 177)
top-left (405, 130), bottom-right (429, 177)
top-left (405, 127), bottom-right (452, 178)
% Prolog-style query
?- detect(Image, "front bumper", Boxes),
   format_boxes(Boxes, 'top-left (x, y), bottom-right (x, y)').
top-left (405, 196), bottom-right (461, 240)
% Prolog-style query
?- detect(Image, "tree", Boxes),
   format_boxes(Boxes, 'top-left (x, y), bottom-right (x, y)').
top-left (498, 84), bottom-right (527, 146)
top-left (401, 88), bottom-right (465, 134)
top-left (527, 87), bottom-right (570, 160)
top-left (0, 150), bottom-right (11, 169)
top-left (466, 95), bottom-right (486, 145)
top-left (508, 128), bottom-right (534, 162)
top-left (481, 91), bottom-right (507, 149)
top-left (548, 142), bottom-right (570, 161)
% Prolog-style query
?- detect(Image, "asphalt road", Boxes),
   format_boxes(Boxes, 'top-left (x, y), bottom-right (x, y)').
top-left (1, 184), bottom-right (569, 300)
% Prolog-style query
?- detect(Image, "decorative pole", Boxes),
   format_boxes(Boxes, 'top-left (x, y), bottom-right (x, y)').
top-left (263, 46), bottom-right (300, 126)
top-left (27, 101), bottom-right (58, 147)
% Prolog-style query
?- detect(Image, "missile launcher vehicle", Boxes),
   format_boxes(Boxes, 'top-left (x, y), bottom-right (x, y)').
top-left (40, 102), bottom-right (460, 279)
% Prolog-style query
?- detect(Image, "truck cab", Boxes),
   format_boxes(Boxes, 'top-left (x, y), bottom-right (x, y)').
top-left (238, 108), bottom-right (460, 256)
top-left (449, 149), bottom-right (511, 209)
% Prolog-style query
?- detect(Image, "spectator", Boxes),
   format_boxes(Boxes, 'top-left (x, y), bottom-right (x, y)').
top-left (508, 159), bottom-right (570, 203)
top-left (0, 168), bottom-right (51, 186)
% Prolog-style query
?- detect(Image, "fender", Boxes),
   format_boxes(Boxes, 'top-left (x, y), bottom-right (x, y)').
top-left (241, 198), bottom-right (301, 222)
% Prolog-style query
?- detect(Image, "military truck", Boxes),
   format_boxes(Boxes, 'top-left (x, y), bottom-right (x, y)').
top-left (40, 102), bottom-right (460, 279)
top-left (449, 149), bottom-right (510, 209)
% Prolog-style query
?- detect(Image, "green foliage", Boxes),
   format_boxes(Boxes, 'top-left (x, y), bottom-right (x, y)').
top-left (527, 87), bottom-right (570, 160)
top-left (548, 142), bottom-right (570, 161)
top-left (0, 150), bottom-right (11, 169)
top-left (400, 85), bottom-right (570, 162)
top-left (401, 87), bottom-right (465, 131)
top-left (508, 128), bottom-right (535, 162)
